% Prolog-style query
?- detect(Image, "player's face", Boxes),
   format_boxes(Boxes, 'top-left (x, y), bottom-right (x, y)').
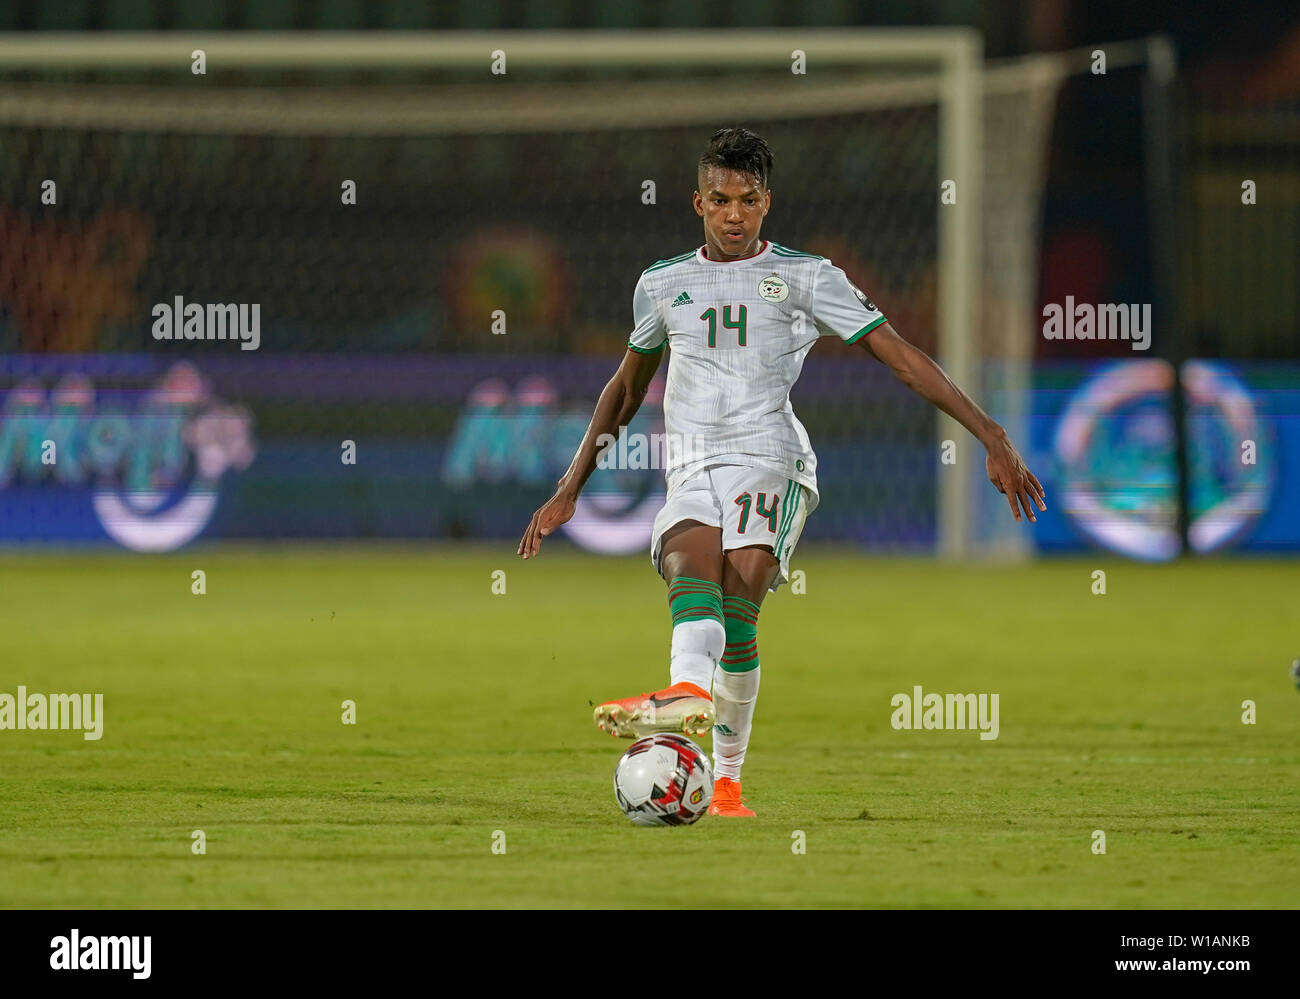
top-left (693, 167), bottom-right (771, 260)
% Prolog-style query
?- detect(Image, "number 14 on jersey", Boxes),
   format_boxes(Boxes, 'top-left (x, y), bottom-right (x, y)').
top-left (701, 305), bottom-right (748, 347)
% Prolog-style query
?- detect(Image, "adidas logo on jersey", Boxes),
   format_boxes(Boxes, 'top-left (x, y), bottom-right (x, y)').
top-left (671, 291), bottom-right (694, 308)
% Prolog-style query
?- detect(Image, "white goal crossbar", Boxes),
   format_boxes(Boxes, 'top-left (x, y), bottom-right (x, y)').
top-left (0, 28), bottom-right (1004, 557)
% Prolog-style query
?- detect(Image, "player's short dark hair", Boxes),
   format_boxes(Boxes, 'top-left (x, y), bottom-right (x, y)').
top-left (697, 127), bottom-right (774, 190)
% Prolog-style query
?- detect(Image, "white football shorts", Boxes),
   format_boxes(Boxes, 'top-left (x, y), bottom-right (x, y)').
top-left (650, 463), bottom-right (815, 593)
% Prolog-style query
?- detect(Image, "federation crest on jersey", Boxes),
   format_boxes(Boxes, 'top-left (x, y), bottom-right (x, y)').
top-left (848, 279), bottom-right (878, 313)
top-left (758, 274), bottom-right (789, 303)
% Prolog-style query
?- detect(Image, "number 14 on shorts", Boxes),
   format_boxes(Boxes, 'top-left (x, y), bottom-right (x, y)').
top-left (734, 491), bottom-right (779, 533)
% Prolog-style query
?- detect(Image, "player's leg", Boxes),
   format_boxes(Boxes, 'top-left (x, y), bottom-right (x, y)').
top-left (594, 466), bottom-right (726, 739)
top-left (593, 520), bottom-right (723, 738)
top-left (707, 469), bottom-right (813, 816)
top-left (659, 518), bottom-right (726, 694)
top-left (709, 544), bottom-right (778, 817)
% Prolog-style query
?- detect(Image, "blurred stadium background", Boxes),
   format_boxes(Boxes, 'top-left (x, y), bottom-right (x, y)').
top-left (0, 0), bottom-right (1295, 563)
top-left (1, 1), bottom-right (1298, 915)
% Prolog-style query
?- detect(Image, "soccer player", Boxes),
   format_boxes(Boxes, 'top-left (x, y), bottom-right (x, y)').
top-left (518, 127), bottom-right (1044, 817)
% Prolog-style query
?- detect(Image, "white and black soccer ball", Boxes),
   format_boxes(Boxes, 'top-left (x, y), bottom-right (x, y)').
top-left (613, 734), bottom-right (713, 826)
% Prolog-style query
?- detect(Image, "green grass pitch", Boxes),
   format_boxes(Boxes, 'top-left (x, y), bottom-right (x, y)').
top-left (1, 543), bottom-right (1297, 908)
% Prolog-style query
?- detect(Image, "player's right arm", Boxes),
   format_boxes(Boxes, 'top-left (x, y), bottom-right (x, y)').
top-left (517, 345), bottom-right (663, 559)
top-left (520, 270), bottom-right (668, 559)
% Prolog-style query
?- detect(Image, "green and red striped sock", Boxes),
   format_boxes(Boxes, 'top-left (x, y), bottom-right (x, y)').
top-left (667, 576), bottom-right (724, 627)
top-left (720, 595), bottom-right (760, 672)
top-left (667, 577), bottom-right (725, 692)
top-left (714, 594), bottom-right (762, 779)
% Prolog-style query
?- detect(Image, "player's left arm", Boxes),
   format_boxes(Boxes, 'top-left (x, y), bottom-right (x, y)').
top-left (857, 323), bottom-right (1047, 523)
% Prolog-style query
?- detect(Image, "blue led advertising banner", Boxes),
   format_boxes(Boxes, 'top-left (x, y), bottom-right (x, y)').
top-left (1, 354), bottom-right (1296, 557)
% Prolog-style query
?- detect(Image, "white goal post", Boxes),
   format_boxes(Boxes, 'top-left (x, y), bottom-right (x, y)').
top-left (0, 28), bottom-right (1029, 558)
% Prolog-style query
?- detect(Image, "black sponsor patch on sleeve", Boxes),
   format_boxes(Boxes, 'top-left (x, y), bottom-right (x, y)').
top-left (848, 280), bottom-right (878, 313)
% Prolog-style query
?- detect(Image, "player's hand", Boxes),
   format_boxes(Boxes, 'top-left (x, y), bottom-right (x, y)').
top-left (984, 434), bottom-right (1046, 523)
top-left (517, 486), bottom-right (577, 559)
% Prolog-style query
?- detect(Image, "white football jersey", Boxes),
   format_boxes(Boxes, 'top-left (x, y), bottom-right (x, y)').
top-left (627, 239), bottom-right (888, 509)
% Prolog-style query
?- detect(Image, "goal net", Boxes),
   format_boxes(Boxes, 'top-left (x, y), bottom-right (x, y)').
top-left (0, 31), bottom-right (1069, 557)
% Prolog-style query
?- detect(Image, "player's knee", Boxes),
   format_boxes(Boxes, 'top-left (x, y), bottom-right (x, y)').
top-left (661, 521), bottom-right (724, 583)
top-left (723, 545), bottom-right (779, 603)
top-left (663, 552), bottom-right (720, 585)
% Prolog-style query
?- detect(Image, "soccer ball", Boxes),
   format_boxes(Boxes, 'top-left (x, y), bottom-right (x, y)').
top-left (613, 734), bottom-right (714, 826)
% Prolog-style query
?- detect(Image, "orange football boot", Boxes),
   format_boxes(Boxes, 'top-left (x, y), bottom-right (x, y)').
top-left (593, 681), bottom-right (713, 739)
top-left (708, 776), bottom-right (756, 817)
